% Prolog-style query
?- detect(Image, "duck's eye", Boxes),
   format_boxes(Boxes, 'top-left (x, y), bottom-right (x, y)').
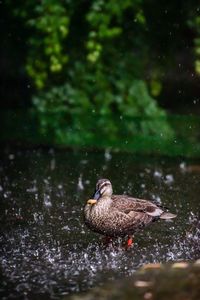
top-left (100, 183), bottom-right (109, 189)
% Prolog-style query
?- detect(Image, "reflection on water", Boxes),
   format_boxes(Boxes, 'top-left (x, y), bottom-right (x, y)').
top-left (0, 148), bottom-right (200, 299)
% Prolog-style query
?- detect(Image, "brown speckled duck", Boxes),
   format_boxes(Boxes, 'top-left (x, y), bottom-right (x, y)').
top-left (84, 179), bottom-right (176, 246)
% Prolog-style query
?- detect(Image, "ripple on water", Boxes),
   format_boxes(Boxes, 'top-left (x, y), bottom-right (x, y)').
top-left (1, 213), bottom-right (199, 298)
top-left (0, 149), bottom-right (200, 299)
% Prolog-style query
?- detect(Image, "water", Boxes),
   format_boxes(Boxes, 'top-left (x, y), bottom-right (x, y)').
top-left (0, 148), bottom-right (199, 299)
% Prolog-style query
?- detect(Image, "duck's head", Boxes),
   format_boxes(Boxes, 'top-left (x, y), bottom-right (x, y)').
top-left (87, 179), bottom-right (113, 205)
top-left (94, 179), bottom-right (113, 199)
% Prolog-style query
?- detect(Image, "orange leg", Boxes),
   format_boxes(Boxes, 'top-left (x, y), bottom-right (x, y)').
top-left (126, 236), bottom-right (134, 247)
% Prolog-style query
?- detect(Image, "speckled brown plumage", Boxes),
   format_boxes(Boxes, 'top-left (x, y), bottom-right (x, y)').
top-left (84, 179), bottom-right (176, 238)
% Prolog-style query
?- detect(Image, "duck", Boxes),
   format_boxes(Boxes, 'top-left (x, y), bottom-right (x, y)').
top-left (84, 179), bottom-right (176, 246)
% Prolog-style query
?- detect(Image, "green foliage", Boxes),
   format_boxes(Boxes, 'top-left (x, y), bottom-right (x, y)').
top-left (188, 8), bottom-right (200, 74)
top-left (7, 0), bottom-right (181, 147)
top-left (12, 1), bottom-right (69, 89)
top-left (86, 0), bottom-right (137, 63)
top-left (33, 73), bottom-right (173, 145)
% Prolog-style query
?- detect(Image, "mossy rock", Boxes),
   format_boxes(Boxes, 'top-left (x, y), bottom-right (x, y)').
top-left (68, 260), bottom-right (200, 300)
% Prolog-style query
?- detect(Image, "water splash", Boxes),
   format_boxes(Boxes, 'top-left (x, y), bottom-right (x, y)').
top-left (0, 148), bottom-right (200, 299)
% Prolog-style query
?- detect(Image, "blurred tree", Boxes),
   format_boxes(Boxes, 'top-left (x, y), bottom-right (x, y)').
top-left (188, 6), bottom-right (200, 74)
top-left (3, 0), bottom-right (200, 145)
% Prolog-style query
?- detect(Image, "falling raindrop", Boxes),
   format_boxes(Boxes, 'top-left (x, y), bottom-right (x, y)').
top-left (77, 175), bottom-right (84, 190)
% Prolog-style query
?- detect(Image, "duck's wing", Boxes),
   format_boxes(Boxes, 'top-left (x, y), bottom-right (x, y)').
top-left (111, 195), bottom-right (163, 217)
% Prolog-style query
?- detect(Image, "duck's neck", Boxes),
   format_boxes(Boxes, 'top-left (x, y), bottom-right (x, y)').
top-left (95, 196), bottom-right (112, 212)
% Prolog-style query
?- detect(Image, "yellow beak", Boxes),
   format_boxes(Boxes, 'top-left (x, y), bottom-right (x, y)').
top-left (87, 199), bottom-right (97, 205)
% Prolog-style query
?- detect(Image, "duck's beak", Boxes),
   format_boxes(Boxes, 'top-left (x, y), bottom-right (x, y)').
top-left (93, 189), bottom-right (101, 200)
top-left (87, 199), bottom-right (97, 205)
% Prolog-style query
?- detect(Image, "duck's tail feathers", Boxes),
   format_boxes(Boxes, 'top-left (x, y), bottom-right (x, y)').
top-left (160, 212), bottom-right (177, 219)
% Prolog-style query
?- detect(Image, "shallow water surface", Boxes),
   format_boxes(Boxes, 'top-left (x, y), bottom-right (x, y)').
top-left (0, 148), bottom-right (199, 299)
